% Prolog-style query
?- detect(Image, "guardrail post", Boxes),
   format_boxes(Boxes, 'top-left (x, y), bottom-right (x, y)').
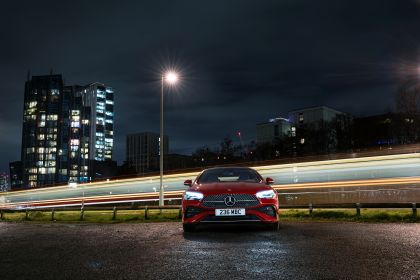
top-left (412, 203), bottom-right (417, 219)
top-left (309, 203), bottom-right (313, 215)
top-left (80, 205), bottom-right (84, 221)
top-left (356, 203), bottom-right (361, 216)
top-left (145, 206), bottom-right (148, 220)
top-left (112, 206), bottom-right (117, 220)
top-left (25, 208), bottom-right (29, 220)
top-left (51, 208), bottom-right (55, 221)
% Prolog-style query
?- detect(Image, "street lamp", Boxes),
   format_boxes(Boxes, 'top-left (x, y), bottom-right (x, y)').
top-left (160, 71), bottom-right (178, 206)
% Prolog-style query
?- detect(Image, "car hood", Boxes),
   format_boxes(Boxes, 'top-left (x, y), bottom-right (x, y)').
top-left (189, 182), bottom-right (272, 195)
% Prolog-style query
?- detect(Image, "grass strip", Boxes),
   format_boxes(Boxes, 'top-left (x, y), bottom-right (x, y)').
top-left (0, 209), bottom-right (417, 223)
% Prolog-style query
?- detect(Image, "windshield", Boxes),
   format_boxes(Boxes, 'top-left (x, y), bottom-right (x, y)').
top-left (198, 168), bottom-right (262, 184)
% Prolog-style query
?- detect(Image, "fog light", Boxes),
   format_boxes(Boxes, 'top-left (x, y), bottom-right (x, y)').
top-left (185, 207), bottom-right (202, 218)
top-left (259, 206), bottom-right (276, 217)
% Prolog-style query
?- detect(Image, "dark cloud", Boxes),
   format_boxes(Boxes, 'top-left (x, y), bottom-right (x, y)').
top-left (1, 0), bottom-right (420, 171)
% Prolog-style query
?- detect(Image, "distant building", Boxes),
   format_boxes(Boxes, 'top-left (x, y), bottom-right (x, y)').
top-left (288, 106), bottom-right (345, 126)
top-left (126, 132), bottom-right (169, 174)
top-left (353, 112), bottom-right (402, 148)
top-left (21, 74), bottom-right (66, 187)
top-left (19, 74), bottom-right (115, 188)
top-left (287, 106), bottom-right (352, 154)
top-left (9, 161), bottom-right (23, 190)
top-left (0, 173), bottom-right (9, 192)
top-left (158, 154), bottom-right (194, 171)
top-left (256, 117), bottom-right (292, 144)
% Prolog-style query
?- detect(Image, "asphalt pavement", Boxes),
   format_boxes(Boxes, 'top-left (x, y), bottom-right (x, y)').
top-left (0, 222), bottom-right (419, 280)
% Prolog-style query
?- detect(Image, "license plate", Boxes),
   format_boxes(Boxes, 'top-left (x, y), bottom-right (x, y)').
top-left (215, 208), bottom-right (245, 216)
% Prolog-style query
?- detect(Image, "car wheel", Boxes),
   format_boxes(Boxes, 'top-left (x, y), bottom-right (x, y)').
top-left (268, 221), bottom-right (279, 231)
top-left (183, 224), bottom-right (196, 232)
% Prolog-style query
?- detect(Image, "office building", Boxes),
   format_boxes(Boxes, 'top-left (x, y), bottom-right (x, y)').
top-left (126, 132), bottom-right (169, 174)
top-left (288, 106), bottom-right (345, 127)
top-left (288, 106), bottom-right (351, 154)
top-left (9, 161), bottom-right (24, 189)
top-left (0, 173), bottom-right (9, 192)
top-left (256, 117), bottom-right (292, 144)
top-left (19, 74), bottom-right (115, 188)
top-left (21, 74), bottom-right (66, 187)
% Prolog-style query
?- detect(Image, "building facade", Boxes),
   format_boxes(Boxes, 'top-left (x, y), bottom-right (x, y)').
top-left (19, 74), bottom-right (115, 188)
top-left (21, 74), bottom-right (66, 187)
top-left (9, 161), bottom-right (24, 189)
top-left (126, 132), bottom-right (169, 174)
top-left (256, 117), bottom-right (292, 144)
top-left (0, 173), bottom-right (9, 192)
top-left (288, 106), bottom-right (351, 154)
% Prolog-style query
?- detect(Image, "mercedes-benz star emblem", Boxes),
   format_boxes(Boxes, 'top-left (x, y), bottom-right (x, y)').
top-left (224, 195), bottom-right (236, 206)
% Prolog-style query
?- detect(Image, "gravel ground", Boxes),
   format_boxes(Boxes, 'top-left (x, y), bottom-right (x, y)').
top-left (0, 222), bottom-right (419, 280)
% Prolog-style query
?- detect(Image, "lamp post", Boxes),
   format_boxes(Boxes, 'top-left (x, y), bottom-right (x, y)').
top-left (159, 71), bottom-right (178, 206)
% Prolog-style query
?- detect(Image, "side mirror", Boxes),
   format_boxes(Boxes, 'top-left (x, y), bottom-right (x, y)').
top-left (265, 177), bottom-right (274, 185)
top-left (184, 179), bottom-right (193, 187)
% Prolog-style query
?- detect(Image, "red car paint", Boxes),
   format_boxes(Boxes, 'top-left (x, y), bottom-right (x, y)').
top-left (182, 167), bottom-right (279, 231)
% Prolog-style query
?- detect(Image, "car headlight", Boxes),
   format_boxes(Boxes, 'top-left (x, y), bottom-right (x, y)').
top-left (256, 190), bottom-right (276, 199)
top-left (184, 191), bottom-right (204, 201)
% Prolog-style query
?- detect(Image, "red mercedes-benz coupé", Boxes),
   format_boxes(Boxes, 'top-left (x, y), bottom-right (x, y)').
top-left (182, 167), bottom-right (279, 231)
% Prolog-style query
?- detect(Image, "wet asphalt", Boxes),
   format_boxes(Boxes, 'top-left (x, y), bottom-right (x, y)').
top-left (0, 222), bottom-right (419, 280)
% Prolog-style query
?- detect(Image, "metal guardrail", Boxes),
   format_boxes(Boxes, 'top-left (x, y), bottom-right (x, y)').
top-left (279, 202), bottom-right (418, 218)
top-left (0, 202), bottom-right (418, 221)
top-left (0, 204), bottom-right (182, 221)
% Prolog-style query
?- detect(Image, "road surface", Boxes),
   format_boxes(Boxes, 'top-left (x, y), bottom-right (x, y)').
top-left (0, 222), bottom-right (419, 279)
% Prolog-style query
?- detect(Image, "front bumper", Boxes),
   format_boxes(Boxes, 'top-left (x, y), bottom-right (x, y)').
top-left (182, 199), bottom-right (279, 225)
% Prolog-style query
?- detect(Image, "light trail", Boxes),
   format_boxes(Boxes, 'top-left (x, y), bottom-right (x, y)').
top-left (1, 152), bottom-right (420, 209)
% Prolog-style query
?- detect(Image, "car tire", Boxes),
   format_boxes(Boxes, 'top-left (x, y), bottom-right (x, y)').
top-left (268, 221), bottom-right (279, 231)
top-left (183, 224), bottom-right (196, 232)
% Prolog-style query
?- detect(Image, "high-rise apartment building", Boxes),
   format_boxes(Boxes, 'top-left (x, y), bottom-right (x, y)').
top-left (126, 132), bottom-right (168, 174)
top-left (20, 74), bottom-right (115, 188)
top-left (81, 83), bottom-right (114, 161)
top-left (21, 74), bottom-right (66, 187)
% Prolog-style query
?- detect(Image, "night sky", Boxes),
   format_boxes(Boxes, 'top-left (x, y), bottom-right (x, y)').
top-left (1, 0), bottom-right (420, 171)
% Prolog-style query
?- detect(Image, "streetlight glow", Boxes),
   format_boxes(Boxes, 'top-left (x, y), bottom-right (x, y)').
top-left (165, 72), bottom-right (178, 84)
top-left (159, 70), bottom-right (180, 207)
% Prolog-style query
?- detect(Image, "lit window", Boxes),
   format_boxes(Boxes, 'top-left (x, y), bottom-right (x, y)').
top-left (71, 121), bottom-right (80, 128)
top-left (105, 111), bottom-right (113, 116)
top-left (71, 110), bottom-right (80, 116)
top-left (50, 89), bottom-right (60, 95)
top-left (70, 139), bottom-right (80, 146)
top-left (47, 114), bottom-right (58, 121)
top-left (106, 100), bottom-right (114, 105)
top-left (299, 113), bottom-right (304, 123)
top-left (47, 167), bottom-right (56, 174)
top-left (300, 138), bottom-right (305, 144)
top-left (29, 101), bottom-right (37, 108)
top-left (82, 119), bottom-right (89, 125)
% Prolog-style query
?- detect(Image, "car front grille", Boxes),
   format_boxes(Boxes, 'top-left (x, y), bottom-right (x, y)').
top-left (201, 194), bottom-right (260, 208)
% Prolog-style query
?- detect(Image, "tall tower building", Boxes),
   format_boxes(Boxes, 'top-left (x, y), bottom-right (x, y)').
top-left (21, 74), bottom-right (65, 187)
top-left (81, 83), bottom-right (114, 161)
top-left (20, 75), bottom-right (115, 188)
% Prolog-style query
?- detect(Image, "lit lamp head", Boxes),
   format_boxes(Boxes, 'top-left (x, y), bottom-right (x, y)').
top-left (165, 71), bottom-right (178, 84)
